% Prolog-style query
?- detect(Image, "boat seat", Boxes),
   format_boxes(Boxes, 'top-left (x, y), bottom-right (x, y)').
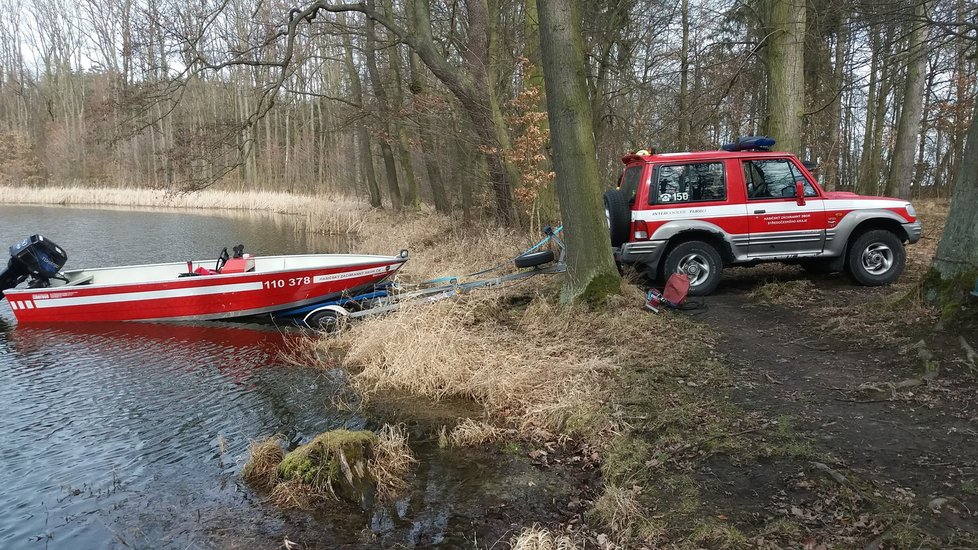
top-left (66, 274), bottom-right (95, 286)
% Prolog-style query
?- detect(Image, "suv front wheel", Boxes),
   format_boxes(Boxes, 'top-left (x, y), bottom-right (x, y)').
top-left (845, 229), bottom-right (906, 286)
top-left (663, 240), bottom-right (723, 296)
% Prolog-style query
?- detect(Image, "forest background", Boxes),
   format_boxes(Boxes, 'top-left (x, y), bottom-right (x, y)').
top-left (0, 0), bottom-right (973, 224)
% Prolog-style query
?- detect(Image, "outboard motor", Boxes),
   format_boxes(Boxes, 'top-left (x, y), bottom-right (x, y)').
top-left (0, 235), bottom-right (68, 298)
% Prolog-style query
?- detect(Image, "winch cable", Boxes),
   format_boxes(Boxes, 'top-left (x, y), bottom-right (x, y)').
top-left (396, 225), bottom-right (564, 291)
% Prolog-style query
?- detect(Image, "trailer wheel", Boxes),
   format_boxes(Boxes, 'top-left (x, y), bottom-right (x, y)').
top-left (305, 309), bottom-right (346, 333)
top-left (514, 250), bottom-right (555, 268)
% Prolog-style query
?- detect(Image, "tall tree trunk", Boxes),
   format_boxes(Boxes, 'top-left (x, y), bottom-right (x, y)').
top-left (383, 0), bottom-right (420, 210)
top-left (764, 0), bottom-right (806, 154)
top-left (856, 24), bottom-right (881, 195)
top-left (365, 5), bottom-right (402, 210)
top-left (885, 1), bottom-right (929, 199)
top-left (678, 0), bottom-right (691, 150)
top-left (912, 63), bottom-right (937, 197)
top-left (537, 0), bottom-right (620, 304)
top-left (408, 51), bottom-right (451, 214)
top-left (822, 10), bottom-right (848, 191)
top-left (523, 0), bottom-right (558, 225)
top-left (340, 12), bottom-right (382, 208)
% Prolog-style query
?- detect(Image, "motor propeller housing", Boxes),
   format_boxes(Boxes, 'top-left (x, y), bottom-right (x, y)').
top-left (0, 235), bottom-right (68, 297)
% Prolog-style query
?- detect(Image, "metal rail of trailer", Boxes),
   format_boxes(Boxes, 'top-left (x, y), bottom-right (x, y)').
top-left (277, 226), bottom-right (566, 332)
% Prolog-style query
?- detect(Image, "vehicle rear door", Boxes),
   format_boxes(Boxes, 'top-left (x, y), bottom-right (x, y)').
top-left (742, 158), bottom-right (826, 257)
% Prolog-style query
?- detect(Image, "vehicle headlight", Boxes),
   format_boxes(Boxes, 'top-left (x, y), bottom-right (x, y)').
top-left (906, 203), bottom-right (917, 218)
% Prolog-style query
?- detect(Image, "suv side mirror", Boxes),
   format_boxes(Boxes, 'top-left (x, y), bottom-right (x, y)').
top-left (795, 181), bottom-right (806, 206)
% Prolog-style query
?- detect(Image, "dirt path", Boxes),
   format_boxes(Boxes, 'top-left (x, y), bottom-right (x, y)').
top-left (697, 271), bottom-right (978, 543)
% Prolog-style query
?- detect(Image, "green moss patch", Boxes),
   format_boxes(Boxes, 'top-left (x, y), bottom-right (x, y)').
top-left (278, 429), bottom-right (377, 506)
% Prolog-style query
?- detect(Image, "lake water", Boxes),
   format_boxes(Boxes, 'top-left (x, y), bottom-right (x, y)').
top-left (0, 205), bottom-right (569, 549)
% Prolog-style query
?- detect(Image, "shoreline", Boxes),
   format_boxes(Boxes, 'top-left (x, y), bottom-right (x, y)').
top-left (0, 184), bottom-right (370, 234)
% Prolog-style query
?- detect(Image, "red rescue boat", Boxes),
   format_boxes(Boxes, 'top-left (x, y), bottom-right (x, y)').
top-left (0, 235), bottom-right (406, 323)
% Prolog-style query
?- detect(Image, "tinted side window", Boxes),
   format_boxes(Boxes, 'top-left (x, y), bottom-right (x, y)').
top-left (743, 159), bottom-right (816, 199)
top-left (619, 166), bottom-right (643, 204)
top-left (652, 162), bottom-right (726, 204)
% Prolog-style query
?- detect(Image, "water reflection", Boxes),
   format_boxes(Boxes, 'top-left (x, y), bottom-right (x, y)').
top-left (0, 321), bottom-right (356, 548)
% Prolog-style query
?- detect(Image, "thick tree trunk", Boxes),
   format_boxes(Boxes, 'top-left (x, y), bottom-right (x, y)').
top-left (764, 0), bottom-right (806, 154)
top-left (462, 0), bottom-right (518, 223)
top-left (537, 0), bottom-right (620, 305)
top-left (925, 99), bottom-right (978, 307)
top-left (885, 1), bottom-right (929, 199)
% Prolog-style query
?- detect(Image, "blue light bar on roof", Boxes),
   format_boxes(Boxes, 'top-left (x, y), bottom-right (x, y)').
top-left (721, 136), bottom-right (776, 152)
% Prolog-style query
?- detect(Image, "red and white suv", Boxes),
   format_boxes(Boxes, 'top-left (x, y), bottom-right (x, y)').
top-left (605, 137), bottom-right (921, 296)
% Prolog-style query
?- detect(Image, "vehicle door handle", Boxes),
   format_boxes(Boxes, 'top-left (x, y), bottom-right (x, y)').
top-left (753, 209), bottom-right (766, 214)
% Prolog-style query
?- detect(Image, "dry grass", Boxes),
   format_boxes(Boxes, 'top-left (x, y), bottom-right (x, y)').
top-left (298, 292), bottom-right (659, 433)
top-left (268, 478), bottom-right (328, 510)
top-left (587, 485), bottom-right (660, 543)
top-left (283, 211), bottom-right (705, 438)
top-left (241, 436), bottom-right (285, 490)
top-left (0, 184), bottom-right (367, 234)
top-left (510, 525), bottom-right (583, 550)
top-left (369, 424), bottom-right (417, 502)
top-left (444, 418), bottom-right (505, 447)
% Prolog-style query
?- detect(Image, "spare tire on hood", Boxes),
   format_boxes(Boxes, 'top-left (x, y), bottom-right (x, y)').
top-left (604, 189), bottom-right (631, 247)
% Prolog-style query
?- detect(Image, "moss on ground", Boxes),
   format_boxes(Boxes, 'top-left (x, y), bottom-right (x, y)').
top-left (277, 429), bottom-right (377, 505)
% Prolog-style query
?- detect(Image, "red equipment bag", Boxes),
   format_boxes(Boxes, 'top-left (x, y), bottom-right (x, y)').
top-left (662, 273), bottom-right (690, 307)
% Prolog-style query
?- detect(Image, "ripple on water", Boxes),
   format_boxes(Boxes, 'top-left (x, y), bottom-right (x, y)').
top-left (0, 321), bottom-right (351, 549)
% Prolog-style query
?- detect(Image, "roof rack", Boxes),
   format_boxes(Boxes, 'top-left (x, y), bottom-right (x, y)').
top-left (721, 136), bottom-right (776, 152)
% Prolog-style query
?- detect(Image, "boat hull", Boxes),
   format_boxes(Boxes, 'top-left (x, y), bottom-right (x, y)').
top-left (3, 256), bottom-right (405, 323)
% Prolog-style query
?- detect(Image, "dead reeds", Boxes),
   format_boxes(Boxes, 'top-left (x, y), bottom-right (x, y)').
top-left (241, 436), bottom-right (285, 490)
top-left (442, 418), bottom-right (506, 447)
top-left (369, 424), bottom-right (417, 502)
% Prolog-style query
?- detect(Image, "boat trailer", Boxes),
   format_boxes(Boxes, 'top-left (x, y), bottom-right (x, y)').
top-left (277, 226), bottom-right (566, 332)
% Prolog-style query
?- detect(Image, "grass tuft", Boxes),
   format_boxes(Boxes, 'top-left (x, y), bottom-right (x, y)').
top-left (587, 484), bottom-right (661, 542)
top-left (369, 424), bottom-right (417, 502)
top-left (446, 418), bottom-right (505, 447)
top-left (241, 436), bottom-right (285, 491)
top-left (510, 524), bottom-right (582, 550)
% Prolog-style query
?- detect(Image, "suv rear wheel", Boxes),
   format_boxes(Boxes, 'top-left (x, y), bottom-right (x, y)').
top-left (845, 229), bottom-right (906, 286)
top-left (663, 240), bottom-right (723, 296)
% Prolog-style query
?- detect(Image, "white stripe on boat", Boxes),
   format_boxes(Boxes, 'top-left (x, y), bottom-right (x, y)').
top-left (24, 301), bottom-right (33, 309)
top-left (33, 282), bottom-right (264, 309)
top-left (10, 302), bottom-right (19, 310)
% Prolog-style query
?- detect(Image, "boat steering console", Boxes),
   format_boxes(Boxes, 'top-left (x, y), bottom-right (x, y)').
top-left (0, 235), bottom-right (68, 298)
